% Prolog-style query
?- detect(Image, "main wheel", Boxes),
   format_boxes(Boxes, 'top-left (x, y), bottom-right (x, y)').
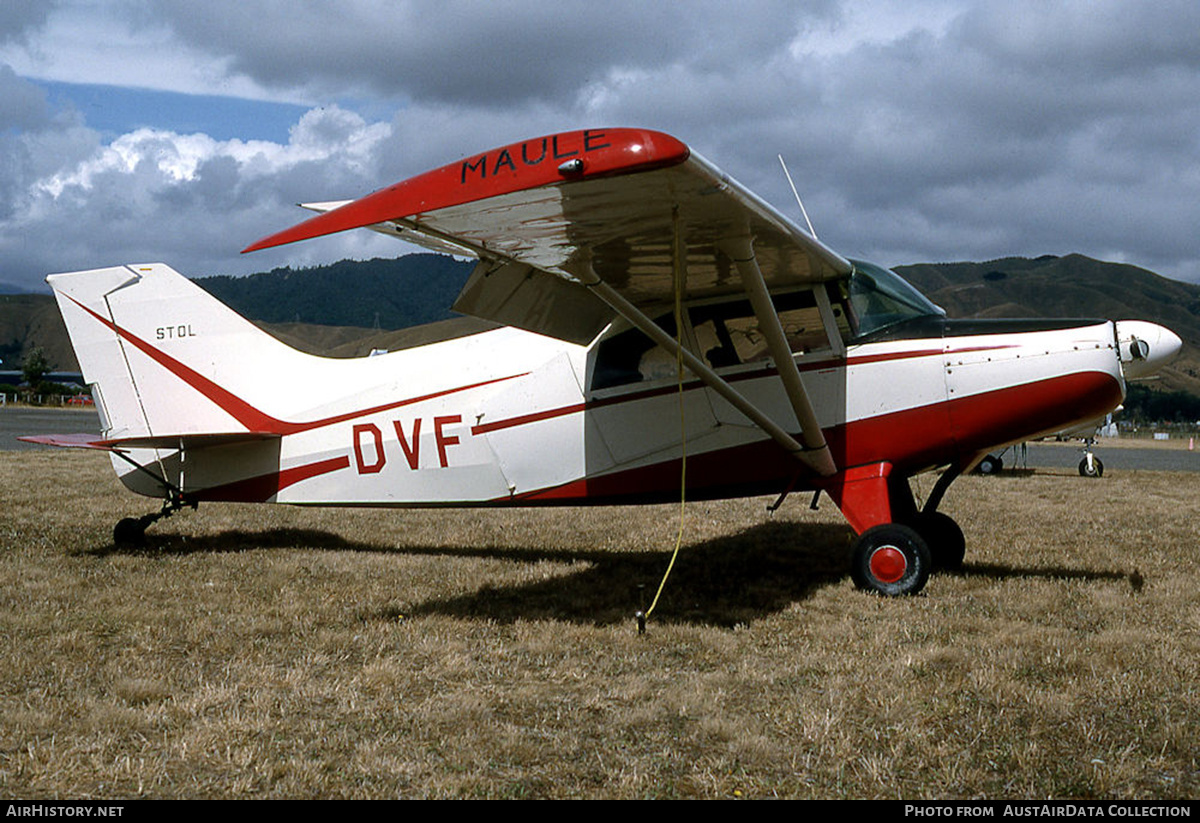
top-left (908, 511), bottom-right (966, 571)
top-left (976, 454), bottom-right (1003, 474)
top-left (1078, 456), bottom-right (1104, 478)
top-left (851, 524), bottom-right (932, 596)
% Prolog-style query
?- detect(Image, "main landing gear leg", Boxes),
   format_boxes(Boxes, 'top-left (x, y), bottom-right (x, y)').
top-left (824, 463), bottom-right (966, 596)
top-left (825, 463), bottom-right (931, 596)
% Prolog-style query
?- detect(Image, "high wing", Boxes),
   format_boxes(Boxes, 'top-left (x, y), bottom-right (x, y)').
top-left (245, 128), bottom-right (848, 476)
top-left (246, 129), bottom-right (850, 330)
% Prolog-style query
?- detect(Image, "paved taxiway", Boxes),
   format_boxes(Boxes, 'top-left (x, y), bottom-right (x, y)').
top-left (0, 407), bottom-right (101, 451)
top-left (981, 440), bottom-right (1200, 474)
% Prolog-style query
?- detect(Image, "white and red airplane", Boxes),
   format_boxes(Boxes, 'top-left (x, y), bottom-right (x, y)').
top-left (23, 128), bottom-right (1182, 596)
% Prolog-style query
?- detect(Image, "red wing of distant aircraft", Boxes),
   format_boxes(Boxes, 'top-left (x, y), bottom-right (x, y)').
top-left (24, 128), bottom-right (1182, 596)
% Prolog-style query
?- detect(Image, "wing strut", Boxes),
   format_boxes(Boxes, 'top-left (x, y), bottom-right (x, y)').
top-left (580, 267), bottom-right (837, 478)
top-left (721, 236), bottom-right (837, 475)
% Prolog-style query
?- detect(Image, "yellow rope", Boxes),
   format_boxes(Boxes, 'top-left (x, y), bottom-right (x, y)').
top-left (644, 213), bottom-right (687, 620)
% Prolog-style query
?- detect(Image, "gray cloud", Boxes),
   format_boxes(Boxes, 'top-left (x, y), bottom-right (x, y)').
top-left (148, 0), bottom-right (840, 106)
top-left (0, 105), bottom-right (399, 287)
top-left (0, 63), bottom-right (54, 131)
top-left (2, 1), bottom-right (1200, 290)
top-left (0, 3), bottom-right (56, 45)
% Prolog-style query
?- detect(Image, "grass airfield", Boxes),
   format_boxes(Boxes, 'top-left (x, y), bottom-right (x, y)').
top-left (1, 450), bottom-right (1197, 799)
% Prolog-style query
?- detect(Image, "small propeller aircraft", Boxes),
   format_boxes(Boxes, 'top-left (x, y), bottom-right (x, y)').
top-left (23, 128), bottom-right (1182, 596)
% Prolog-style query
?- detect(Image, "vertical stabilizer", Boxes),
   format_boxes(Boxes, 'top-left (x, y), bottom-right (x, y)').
top-left (47, 263), bottom-right (315, 441)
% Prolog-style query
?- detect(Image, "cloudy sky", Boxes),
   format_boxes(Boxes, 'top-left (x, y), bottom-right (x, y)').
top-left (1, 0), bottom-right (1198, 293)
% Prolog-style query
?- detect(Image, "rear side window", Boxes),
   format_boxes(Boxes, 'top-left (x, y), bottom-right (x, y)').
top-left (590, 314), bottom-right (678, 390)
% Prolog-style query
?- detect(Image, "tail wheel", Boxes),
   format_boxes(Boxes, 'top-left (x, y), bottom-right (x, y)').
top-left (907, 511), bottom-right (966, 572)
top-left (1078, 456), bottom-right (1104, 478)
top-left (851, 524), bottom-right (932, 596)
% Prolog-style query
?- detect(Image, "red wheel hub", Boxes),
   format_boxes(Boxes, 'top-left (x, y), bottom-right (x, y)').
top-left (869, 545), bottom-right (907, 583)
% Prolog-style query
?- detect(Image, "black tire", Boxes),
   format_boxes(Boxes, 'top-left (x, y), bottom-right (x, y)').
top-left (1078, 456), bottom-right (1104, 478)
top-left (908, 511), bottom-right (966, 572)
top-left (851, 524), bottom-right (932, 596)
top-left (113, 517), bottom-right (145, 546)
top-left (976, 454), bottom-right (1002, 475)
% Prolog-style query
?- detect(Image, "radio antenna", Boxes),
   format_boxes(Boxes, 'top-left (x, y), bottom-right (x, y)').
top-left (778, 154), bottom-right (818, 240)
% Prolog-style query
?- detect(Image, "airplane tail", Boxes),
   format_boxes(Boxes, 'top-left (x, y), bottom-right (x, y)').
top-left (43, 263), bottom-right (357, 499)
top-left (48, 263), bottom-right (316, 444)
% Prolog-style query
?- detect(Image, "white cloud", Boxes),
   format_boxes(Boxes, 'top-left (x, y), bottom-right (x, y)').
top-left (30, 105), bottom-right (391, 196)
top-left (0, 103), bottom-right (399, 286)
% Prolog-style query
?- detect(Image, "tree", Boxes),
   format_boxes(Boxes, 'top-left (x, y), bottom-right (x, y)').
top-left (21, 347), bottom-right (52, 387)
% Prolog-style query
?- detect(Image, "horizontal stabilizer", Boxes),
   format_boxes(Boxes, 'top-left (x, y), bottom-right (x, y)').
top-left (19, 431), bottom-right (280, 452)
top-left (17, 433), bottom-right (114, 450)
top-left (101, 432), bottom-right (281, 450)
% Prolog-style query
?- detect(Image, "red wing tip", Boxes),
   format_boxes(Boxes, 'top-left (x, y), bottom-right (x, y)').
top-left (243, 199), bottom-right (371, 253)
top-left (242, 232), bottom-right (305, 254)
top-left (243, 232), bottom-right (295, 253)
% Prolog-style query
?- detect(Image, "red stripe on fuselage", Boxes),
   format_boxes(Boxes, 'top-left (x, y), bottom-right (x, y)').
top-left (471, 403), bottom-right (588, 435)
top-left (193, 455), bottom-right (352, 503)
top-left (847, 344), bottom-right (1016, 367)
top-left (472, 342), bottom-right (1015, 435)
top-left (508, 370), bottom-right (1122, 505)
top-left (65, 293), bottom-right (525, 435)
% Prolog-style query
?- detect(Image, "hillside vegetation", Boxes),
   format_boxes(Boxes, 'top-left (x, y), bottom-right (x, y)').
top-left (199, 254), bottom-right (472, 329)
top-left (0, 294), bottom-right (76, 376)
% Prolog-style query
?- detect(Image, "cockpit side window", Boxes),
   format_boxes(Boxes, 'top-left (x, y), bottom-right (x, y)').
top-left (691, 286), bottom-right (851, 369)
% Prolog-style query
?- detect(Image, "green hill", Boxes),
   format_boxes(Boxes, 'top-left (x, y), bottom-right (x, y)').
top-left (0, 294), bottom-right (76, 377)
top-left (199, 255), bottom-right (472, 329)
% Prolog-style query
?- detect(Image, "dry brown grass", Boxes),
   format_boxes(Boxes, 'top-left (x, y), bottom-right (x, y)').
top-left (1, 451), bottom-right (1197, 799)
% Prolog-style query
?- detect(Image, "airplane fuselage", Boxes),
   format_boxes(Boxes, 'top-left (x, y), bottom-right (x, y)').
top-left (115, 313), bottom-right (1125, 511)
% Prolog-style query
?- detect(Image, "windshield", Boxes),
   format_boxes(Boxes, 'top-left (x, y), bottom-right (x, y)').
top-left (847, 260), bottom-right (944, 338)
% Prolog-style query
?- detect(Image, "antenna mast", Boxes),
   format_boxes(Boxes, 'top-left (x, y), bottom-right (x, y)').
top-left (778, 154), bottom-right (818, 240)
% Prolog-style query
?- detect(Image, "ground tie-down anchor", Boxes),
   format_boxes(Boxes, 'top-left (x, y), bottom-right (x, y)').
top-left (635, 583), bottom-right (647, 635)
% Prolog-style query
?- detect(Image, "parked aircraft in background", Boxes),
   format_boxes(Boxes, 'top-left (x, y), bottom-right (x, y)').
top-left (22, 128), bottom-right (1182, 596)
